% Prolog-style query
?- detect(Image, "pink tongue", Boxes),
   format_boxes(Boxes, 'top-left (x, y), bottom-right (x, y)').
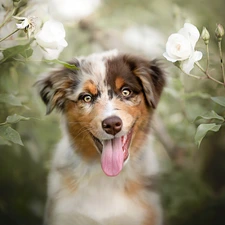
top-left (101, 137), bottom-right (124, 176)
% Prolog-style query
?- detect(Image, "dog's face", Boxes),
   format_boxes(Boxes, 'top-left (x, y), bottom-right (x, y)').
top-left (36, 50), bottom-right (165, 177)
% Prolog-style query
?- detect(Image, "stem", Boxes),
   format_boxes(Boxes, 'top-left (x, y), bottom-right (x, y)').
top-left (179, 67), bottom-right (206, 80)
top-left (195, 62), bottom-right (224, 85)
top-left (218, 40), bottom-right (225, 84)
top-left (0, 8), bottom-right (16, 29)
top-left (0, 29), bottom-right (19, 42)
top-left (206, 43), bottom-right (210, 72)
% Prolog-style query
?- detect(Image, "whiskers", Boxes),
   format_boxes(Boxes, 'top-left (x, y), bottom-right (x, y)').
top-left (67, 120), bottom-right (101, 142)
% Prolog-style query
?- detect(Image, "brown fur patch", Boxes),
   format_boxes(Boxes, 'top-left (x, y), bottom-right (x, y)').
top-left (124, 178), bottom-right (157, 225)
top-left (115, 77), bottom-right (125, 90)
top-left (124, 179), bottom-right (142, 196)
top-left (62, 174), bottom-right (77, 193)
top-left (65, 101), bottom-right (99, 161)
top-left (83, 80), bottom-right (98, 95)
top-left (143, 206), bottom-right (157, 225)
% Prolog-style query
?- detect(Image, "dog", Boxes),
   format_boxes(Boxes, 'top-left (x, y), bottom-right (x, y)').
top-left (36, 49), bottom-right (165, 225)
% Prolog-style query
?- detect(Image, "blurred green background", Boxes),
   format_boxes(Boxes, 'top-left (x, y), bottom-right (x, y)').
top-left (0, 0), bottom-right (225, 224)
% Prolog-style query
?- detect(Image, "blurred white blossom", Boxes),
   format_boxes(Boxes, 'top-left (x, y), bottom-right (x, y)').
top-left (35, 20), bottom-right (68, 59)
top-left (123, 25), bottom-right (165, 57)
top-left (163, 23), bottom-right (202, 73)
top-left (48, 0), bottom-right (101, 22)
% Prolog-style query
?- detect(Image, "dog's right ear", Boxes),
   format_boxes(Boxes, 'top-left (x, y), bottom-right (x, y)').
top-left (35, 61), bottom-right (79, 115)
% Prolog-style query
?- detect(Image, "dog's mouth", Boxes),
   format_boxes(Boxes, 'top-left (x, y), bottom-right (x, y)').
top-left (92, 130), bottom-right (133, 177)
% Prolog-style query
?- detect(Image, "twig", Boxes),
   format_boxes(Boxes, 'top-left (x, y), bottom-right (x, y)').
top-left (218, 40), bottom-right (225, 85)
top-left (0, 8), bottom-right (16, 29)
top-left (195, 62), bottom-right (224, 85)
top-left (206, 43), bottom-right (210, 72)
top-left (0, 29), bottom-right (19, 42)
top-left (178, 67), bottom-right (206, 80)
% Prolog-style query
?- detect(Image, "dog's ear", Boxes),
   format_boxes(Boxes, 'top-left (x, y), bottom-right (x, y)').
top-left (35, 61), bottom-right (79, 114)
top-left (124, 55), bottom-right (166, 108)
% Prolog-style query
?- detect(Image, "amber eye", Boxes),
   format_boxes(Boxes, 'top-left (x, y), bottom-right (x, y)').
top-left (121, 88), bottom-right (131, 97)
top-left (83, 94), bottom-right (92, 103)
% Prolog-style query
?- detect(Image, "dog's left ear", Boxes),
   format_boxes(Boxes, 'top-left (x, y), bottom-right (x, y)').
top-left (125, 55), bottom-right (166, 108)
top-left (34, 61), bottom-right (79, 114)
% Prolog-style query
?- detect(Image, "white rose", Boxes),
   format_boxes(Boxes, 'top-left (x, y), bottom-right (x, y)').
top-left (163, 23), bottom-right (202, 73)
top-left (35, 20), bottom-right (68, 50)
top-left (35, 20), bottom-right (68, 60)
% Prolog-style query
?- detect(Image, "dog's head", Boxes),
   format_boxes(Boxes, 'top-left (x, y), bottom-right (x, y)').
top-left (35, 50), bottom-right (165, 176)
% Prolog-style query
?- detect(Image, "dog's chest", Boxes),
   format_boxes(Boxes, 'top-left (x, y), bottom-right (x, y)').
top-left (54, 173), bottom-right (146, 223)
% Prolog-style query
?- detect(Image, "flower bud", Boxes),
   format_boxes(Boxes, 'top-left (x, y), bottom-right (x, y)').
top-left (201, 27), bottom-right (210, 44)
top-left (215, 24), bottom-right (224, 41)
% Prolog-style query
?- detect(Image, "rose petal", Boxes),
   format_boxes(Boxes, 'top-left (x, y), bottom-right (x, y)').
top-left (163, 52), bottom-right (177, 62)
top-left (42, 47), bottom-right (64, 60)
top-left (182, 50), bottom-right (202, 74)
top-left (192, 50), bottom-right (203, 61)
top-left (178, 23), bottom-right (200, 49)
top-left (182, 58), bottom-right (195, 74)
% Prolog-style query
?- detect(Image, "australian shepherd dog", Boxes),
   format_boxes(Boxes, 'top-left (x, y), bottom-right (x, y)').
top-left (36, 49), bottom-right (165, 225)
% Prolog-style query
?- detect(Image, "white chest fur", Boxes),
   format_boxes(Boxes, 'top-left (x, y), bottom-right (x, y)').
top-left (52, 173), bottom-right (146, 225)
top-left (46, 137), bottom-right (161, 225)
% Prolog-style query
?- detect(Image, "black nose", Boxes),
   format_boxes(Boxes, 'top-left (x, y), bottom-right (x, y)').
top-left (102, 116), bottom-right (122, 135)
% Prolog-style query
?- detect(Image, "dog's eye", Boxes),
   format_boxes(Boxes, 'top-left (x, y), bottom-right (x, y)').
top-left (121, 88), bottom-right (131, 97)
top-left (83, 94), bottom-right (92, 103)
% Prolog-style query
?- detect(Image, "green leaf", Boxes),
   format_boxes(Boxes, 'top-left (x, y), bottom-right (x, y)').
top-left (5, 114), bottom-right (30, 124)
top-left (1, 42), bottom-right (32, 63)
top-left (46, 59), bottom-right (78, 69)
top-left (20, 47), bottom-right (33, 58)
top-left (0, 94), bottom-right (23, 106)
top-left (183, 92), bottom-right (211, 100)
top-left (195, 111), bottom-right (224, 122)
top-left (0, 126), bottom-right (23, 146)
top-left (195, 123), bottom-right (221, 148)
top-left (211, 96), bottom-right (225, 107)
top-left (0, 136), bottom-right (11, 146)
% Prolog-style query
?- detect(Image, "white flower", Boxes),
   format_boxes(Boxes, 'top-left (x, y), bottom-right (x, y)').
top-left (163, 23), bottom-right (202, 73)
top-left (13, 16), bottom-right (37, 38)
top-left (14, 16), bottom-right (30, 29)
top-left (35, 20), bottom-right (68, 59)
